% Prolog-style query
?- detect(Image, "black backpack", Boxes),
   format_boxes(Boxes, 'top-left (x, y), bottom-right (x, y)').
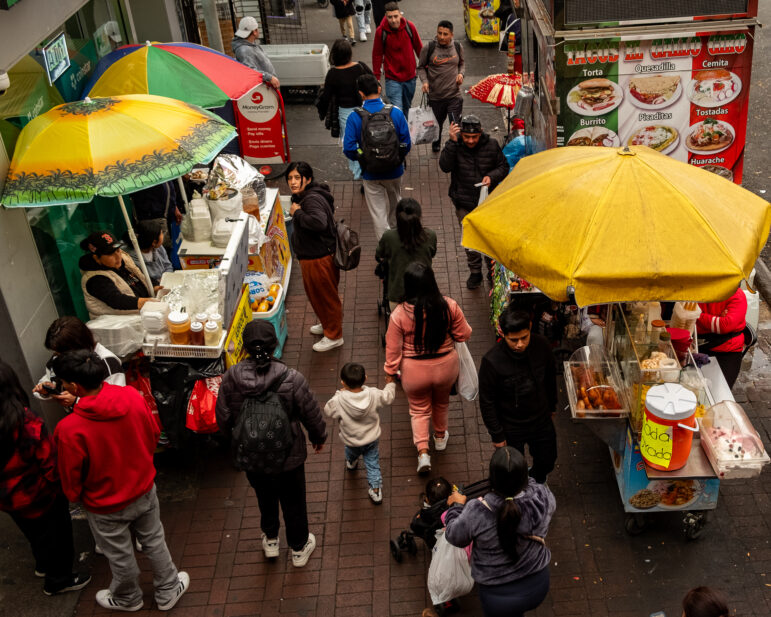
top-left (231, 371), bottom-right (293, 474)
top-left (355, 105), bottom-right (403, 174)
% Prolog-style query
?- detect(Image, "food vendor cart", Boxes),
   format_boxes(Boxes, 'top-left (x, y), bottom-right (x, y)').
top-left (515, 0), bottom-right (758, 183)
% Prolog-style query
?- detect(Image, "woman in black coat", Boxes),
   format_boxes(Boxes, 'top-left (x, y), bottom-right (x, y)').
top-left (215, 320), bottom-right (327, 568)
top-left (331, 0), bottom-right (357, 43)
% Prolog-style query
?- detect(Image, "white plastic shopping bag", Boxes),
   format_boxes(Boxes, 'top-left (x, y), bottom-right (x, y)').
top-left (456, 341), bottom-right (479, 401)
top-left (427, 530), bottom-right (474, 605)
top-left (477, 184), bottom-right (489, 207)
top-left (408, 96), bottom-right (440, 145)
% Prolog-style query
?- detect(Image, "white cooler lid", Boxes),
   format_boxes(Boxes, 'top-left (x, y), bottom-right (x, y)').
top-left (645, 383), bottom-right (697, 420)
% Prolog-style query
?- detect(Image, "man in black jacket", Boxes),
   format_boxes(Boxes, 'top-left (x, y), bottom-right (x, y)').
top-left (439, 114), bottom-right (509, 289)
top-left (478, 308), bottom-right (557, 484)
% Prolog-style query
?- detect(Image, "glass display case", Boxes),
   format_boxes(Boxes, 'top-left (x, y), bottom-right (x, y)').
top-left (564, 345), bottom-right (629, 419)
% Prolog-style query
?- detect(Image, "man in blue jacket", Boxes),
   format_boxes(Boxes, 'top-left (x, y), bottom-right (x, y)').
top-left (344, 73), bottom-right (411, 241)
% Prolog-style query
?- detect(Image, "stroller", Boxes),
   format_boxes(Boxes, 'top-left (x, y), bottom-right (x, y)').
top-left (389, 478), bottom-right (491, 563)
top-left (375, 259), bottom-right (391, 347)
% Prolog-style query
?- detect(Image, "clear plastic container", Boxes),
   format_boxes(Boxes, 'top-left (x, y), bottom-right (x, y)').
top-left (698, 400), bottom-right (770, 479)
top-left (194, 312), bottom-right (209, 325)
top-left (167, 311), bottom-right (191, 345)
top-left (563, 345), bottom-right (628, 419)
top-left (204, 320), bottom-right (221, 346)
top-left (190, 321), bottom-right (205, 346)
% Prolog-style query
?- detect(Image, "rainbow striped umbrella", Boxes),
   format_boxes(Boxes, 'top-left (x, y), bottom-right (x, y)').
top-left (83, 41), bottom-right (263, 109)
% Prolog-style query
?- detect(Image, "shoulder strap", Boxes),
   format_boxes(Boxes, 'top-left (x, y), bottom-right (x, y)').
top-left (103, 356), bottom-right (122, 377)
top-left (271, 369), bottom-right (290, 393)
top-left (454, 41), bottom-right (461, 56)
top-left (383, 22), bottom-right (414, 48)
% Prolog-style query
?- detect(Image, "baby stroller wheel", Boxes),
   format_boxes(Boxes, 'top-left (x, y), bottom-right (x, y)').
top-left (406, 534), bottom-right (418, 555)
top-left (389, 539), bottom-right (403, 563)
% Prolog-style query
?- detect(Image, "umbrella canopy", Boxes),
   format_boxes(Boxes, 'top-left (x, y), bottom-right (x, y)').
top-left (462, 146), bottom-right (771, 306)
top-left (469, 73), bottom-right (522, 109)
top-left (1, 94), bottom-right (236, 206)
top-left (83, 42), bottom-right (263, 109)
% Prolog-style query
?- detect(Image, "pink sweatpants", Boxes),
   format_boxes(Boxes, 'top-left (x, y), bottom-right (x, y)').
top-left (400, 351), bottom-right (459, 451)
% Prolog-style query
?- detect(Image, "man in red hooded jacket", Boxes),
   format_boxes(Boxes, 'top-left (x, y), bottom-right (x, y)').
top-left (697, 288), bottom-right (747, 388)
top-left (372, 1), bottom-right (422, 113)
top-left (53, 350), bottom-right (189, 612)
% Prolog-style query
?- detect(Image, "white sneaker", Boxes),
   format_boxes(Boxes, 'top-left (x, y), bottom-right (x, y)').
top-left (135, 538), bottom-right (142, 552)
top-left (309, 323), bottom-right (324, 335)
top-left (417, 453), bottom-right (431, 474)
top-left (157, 572), bottom-right (190, 611)
top-left (359, 31), bottom-right (367, 41)
top-left (434, 430), bottom-right (449, 451)
top-left (368, 487), bottom-right (383, 504)
top-left (95, 589), bottom-right (144, 612)
top-left (292, 533), bottom-right (316, 567)
top-left (313, 336), bottom-right (344, 352)
top-left (94, 544), bottom-right (104, 555)
top-left (262, 533), bottom-right (280, 558)
top-left (365, 24), bottom-right (371, 33)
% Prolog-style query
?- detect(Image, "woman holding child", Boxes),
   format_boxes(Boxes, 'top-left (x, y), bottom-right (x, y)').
top-left (384, 263), bottom-right (471, 474)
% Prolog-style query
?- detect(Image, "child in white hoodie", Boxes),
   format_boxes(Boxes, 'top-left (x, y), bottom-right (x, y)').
top-left (324, 363), bottom-right (396, 504)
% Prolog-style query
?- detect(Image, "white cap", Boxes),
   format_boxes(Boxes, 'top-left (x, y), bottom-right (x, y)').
top-left (645, 383), bottom-right (697, 421)
top-left (235, 16), bottom-right (259, 38)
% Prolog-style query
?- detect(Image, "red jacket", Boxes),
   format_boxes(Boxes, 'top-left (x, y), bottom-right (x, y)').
top-left (697, 289), bottom-right (747, 354)
top-left (54, 384), bottom-right (160, 514)
top-left (372, 16), bottom-right (422, 82)
top-left (0, 409), bottom-right (60, 518)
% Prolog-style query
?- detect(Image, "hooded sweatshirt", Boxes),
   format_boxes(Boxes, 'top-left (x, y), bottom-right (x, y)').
top-left (54, 384), bottom-right (159, 514)
top-left (324, 383), bottom-right (395, 446)
top-left (444, 479), bottom-right (556, 586)
top-left (231, 37), bottom-right (277, 81)
top-left (417, 37), bottom-right (465, 101)
top-left (372, 16), bottom-right (422, 82)
top-left (291, 182), bottom-right (337, 260)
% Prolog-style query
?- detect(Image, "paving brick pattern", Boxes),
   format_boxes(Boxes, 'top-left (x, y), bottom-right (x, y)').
top-left (70, 144), bottom-right (771, 617)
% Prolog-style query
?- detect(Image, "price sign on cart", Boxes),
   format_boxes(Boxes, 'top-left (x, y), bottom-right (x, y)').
top-left (640, 419), bottom-right (673, 468)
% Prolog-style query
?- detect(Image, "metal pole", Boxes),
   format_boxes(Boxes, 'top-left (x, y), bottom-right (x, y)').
top-left (117, 194), bottom-right (154, 294)
top-left (201, 0), bottom-right (225, 53)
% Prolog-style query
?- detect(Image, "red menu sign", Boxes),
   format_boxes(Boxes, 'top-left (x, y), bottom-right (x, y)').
top-left (556, 29), bottom-right (754, 183)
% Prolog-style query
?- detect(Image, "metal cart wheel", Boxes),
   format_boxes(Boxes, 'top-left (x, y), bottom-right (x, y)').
top-left (683, 511), bottom-right (709, 540)
top-left (624, 513), bottom-right (648, 535)
top-left (389, 539), bottom-right (403, 563)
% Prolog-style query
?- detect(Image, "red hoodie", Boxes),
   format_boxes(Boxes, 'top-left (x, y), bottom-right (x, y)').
top-left (372, 16), bottom-right (422, 82)
top-left (54, 384), bottom-right (160, 514)
top-left (697, 288), bottom-right (747, 354)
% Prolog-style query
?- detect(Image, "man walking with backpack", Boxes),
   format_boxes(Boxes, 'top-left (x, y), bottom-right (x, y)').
top-left (417, 20), bottom-right (465, 153)
top-left (372, 2), bottom-right (422, 113)
top-left (216, 321), bottom-right (327, 567)
top-left (344, 73), bottom-right (411, 240)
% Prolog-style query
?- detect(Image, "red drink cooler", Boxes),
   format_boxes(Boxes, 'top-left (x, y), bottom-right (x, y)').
top-left (666, 327), bottom-right (691, 365)
top-left (641, 383), bottom-right (698, 471)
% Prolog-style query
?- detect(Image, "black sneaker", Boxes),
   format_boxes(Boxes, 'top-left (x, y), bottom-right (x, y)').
top-left (360, 184), bottom-right (365, 195)
top-left (432, 139), bottom-right (441, 153)
top-left (466, 272), bottom-right (483, 289)
top-left (349, 37), bottom-right (357, 46)
top-left (43, 573), bottom-right (91, 596)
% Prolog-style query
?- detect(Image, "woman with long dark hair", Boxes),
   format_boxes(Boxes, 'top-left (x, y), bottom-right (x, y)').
top-left (376, 198), bottom-right (437, 310)
top-left (0, 360), bottom-right (90, 596)
top-left (384, 263), bottom-right (471, 473)
top-left (216, 321), bottom-right (327, 568)
top-left (286, 161), bottom-right (344, 352)
top-left (444, 447), bottom-right (555, 617)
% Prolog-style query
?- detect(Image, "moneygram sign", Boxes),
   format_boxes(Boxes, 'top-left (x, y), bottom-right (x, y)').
top-left (234, 82), bottom-right (287, 164)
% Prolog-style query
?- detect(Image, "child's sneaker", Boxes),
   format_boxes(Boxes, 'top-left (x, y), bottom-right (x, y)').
top-left (368, 487), bottom-right (383, 504)
top-left (345, 457), bottom-right (358, 471)
top-left (292, 533), bottom-right (316, 567)
top-left (262, 533), bottom-right (280, 558)
top-left (433, 430), bottom-right (449, 451)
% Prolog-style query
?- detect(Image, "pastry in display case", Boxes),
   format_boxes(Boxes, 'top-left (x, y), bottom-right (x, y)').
top-left (564, 345), bottom-right (629, 419)
top-left (699, 400), bottom-right (770, 479)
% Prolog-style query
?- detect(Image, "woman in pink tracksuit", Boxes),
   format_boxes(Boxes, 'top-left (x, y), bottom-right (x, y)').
top-left (384, 263), bottom-right (472, 475)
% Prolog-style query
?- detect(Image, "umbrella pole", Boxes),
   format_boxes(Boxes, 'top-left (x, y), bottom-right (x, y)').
top-left (117, 194), bottom-right (155, 295)
top-left (176, 176), bottom-right (189, 210)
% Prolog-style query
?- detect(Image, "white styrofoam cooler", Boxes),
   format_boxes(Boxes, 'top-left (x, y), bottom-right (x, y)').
top-left (261, 44), bottom-right (329, 86)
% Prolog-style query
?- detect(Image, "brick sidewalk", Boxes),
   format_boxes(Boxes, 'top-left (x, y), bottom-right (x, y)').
top-left (72, 148), bottom-right (771, 617)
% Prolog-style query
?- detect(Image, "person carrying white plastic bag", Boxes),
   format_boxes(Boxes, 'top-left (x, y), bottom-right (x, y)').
top-left (455, 341), bottom-right (479, 400)
top-left (427, 529), bottom-right (474, 605)
top-left (408, 94), bottom-right (440, 145)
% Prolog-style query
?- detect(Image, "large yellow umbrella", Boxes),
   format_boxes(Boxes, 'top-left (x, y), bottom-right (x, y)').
top-left (462, 146), bottom-right (771, 306)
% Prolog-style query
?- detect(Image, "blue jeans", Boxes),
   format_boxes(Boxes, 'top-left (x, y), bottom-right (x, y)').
top-left (354, 0), bottom-right (371, 31)
top-left (339, 106), bottom-right (362, 180)
top-left (345, 440), bottom-right (382, 488)
top-left (385, 78), bottom-right (416, 112)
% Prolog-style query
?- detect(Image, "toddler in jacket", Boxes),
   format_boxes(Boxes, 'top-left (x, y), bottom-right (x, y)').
top-left (325, 363), bottom-right (395, 504)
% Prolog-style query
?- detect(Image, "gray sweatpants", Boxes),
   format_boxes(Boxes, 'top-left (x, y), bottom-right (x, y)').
top-left (86, 485), bottom-right (179, 607)
top-left (363, 177), bottom-right (402, 241)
